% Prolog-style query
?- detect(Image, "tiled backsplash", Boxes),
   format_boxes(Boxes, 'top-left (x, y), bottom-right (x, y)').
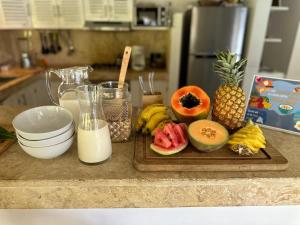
top-left (0, 30), bottom-right (169, 67)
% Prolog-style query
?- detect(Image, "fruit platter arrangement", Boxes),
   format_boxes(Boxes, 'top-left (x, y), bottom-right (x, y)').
top-left (133, 50), bottom-right (288, 172)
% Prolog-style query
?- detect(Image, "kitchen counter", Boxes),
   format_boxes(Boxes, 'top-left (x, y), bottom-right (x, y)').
top-left (0, 67), bottom-right (168, 104)
top-left (89, 68), bottom-right (168, 82)
top-left (0, 106), bottom-right (299, 209)
top-left (0, 67), bottom-right (45, 102)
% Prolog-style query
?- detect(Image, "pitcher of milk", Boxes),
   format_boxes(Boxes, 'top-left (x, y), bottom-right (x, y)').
top-left (46, 66), bottom-right (92, 129)
top-left (76, 84), bottom-right (112, 164)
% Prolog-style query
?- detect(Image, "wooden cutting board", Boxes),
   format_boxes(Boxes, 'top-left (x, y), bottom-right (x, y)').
top-left (133, 134), bottom-right (288, 172)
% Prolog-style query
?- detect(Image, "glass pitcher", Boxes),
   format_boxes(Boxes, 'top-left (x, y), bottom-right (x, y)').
top-left (76, 84), bottom-right (112, 164)
top-left (46, 66), bottom-right (92, 128)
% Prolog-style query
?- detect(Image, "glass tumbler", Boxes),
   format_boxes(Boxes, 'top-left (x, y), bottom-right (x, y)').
top-left (99, 81), bottom-right (132, 142)
top-left (76, 84), bottom-right (112, 164)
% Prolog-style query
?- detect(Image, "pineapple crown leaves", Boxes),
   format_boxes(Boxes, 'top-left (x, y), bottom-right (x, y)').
top-left (214, 50), bottom-right (248, 86)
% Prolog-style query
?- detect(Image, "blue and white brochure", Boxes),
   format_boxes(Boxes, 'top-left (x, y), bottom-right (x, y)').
top-left (245, 75), bottom-right (300, 135)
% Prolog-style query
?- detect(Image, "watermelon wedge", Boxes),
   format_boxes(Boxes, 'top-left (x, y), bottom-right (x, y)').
top-left (151, 122), bottom-right (188, 156)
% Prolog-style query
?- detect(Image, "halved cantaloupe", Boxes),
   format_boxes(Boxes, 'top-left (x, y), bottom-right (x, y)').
top-left (188, 120), bottom-right (229, 152)
top-left (171, 86), bottom-right (210, 123)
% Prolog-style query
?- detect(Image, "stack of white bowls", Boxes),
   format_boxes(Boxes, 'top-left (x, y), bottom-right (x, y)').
top-left (12, 106), bottom-right (75, 159)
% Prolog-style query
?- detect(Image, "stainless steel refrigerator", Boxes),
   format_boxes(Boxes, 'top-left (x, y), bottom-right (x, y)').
top-left (179, 5), bottom-right (248, 99)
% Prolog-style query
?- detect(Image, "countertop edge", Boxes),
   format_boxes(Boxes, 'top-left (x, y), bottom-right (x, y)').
top-left (0, 177), bottom-right (299, 208)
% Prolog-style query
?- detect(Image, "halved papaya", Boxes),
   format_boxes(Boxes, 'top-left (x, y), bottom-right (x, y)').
top-left (171, 86), bottom-right (210, 123)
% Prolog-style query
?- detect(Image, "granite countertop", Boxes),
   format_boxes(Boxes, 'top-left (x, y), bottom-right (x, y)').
top-left (0, 106), bottom-right (299, 209)
top-left (0, 67), bottom-right (168, 102)
top-left (0, 67), bottom-right (45, 102)
top-left (0, 67), bottom-right (44, 91)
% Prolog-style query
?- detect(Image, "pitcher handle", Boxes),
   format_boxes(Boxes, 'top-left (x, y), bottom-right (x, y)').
top-left (46, 69), bottom-right (60, 106)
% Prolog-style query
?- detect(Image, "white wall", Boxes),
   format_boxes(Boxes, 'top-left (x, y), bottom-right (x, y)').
top-left (1, 207), bottom-right (300, 225)
top-left (167, 13), bottom-right (183, 103)
top-left (262, 1), bottom-right (300, 74)
top-left (287, 22), bottom-right (300, 80)
top-left (242, 0), bottom-right (272, 95)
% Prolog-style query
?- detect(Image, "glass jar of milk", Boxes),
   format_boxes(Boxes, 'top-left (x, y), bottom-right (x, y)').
top-left (46, 66), bottom-right (92, 129)
top-left (76, 84), bottom-right (112, 164)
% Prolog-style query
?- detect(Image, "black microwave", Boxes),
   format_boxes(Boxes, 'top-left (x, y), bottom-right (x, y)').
top-left (134, 4), bottom-right (170, 27)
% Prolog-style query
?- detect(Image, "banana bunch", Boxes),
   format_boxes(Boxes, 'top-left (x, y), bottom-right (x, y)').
top-left (228, 120), bottom-right (266, 156)
top-left (135, 104), bottom-right (171, 135)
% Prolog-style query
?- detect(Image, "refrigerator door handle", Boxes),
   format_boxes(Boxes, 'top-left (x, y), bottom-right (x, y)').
top-left (191, 53), bottom-right (217, 58)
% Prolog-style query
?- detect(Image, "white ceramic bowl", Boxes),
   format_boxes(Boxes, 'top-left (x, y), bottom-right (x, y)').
top-left (17, 123), bottom-right (75, 148)
top-left (18, 133), bottom-right (74, 159)
top-left (12, 106), bottom-right (73, 140)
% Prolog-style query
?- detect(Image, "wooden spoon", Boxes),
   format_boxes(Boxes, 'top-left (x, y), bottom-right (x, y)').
top-left (118, 46), bottom-right (131, 89)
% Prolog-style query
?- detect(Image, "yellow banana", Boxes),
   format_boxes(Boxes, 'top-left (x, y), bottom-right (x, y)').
top-left (142, 105), bottom-right (168, 122)
top-left (135, 116), bottom-right (144, 132)
top-left (142, 112), bottom-right (170, 134)
top-left (135, 104), bottom-right (164, 132)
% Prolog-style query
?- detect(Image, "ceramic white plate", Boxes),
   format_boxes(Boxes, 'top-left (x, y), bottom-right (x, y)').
top-left (17, 123), bottom-right (75, 148)
top-left (18, 133), bottom-right (74, 159)
top-left (12, 106), bottom-right (73, 140)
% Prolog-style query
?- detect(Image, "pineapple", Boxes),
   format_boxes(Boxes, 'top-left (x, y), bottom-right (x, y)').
top-left (212, 50), bottom-right (247, 131)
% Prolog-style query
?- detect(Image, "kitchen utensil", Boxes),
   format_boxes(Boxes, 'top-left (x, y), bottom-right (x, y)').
top-left (46, 66), bottom-right (92, 128)
top-left (39, 32), bottom-right (46, 54)
top-left (100, 81), bottom-right (132, 142)
top-left (49, 32), bottom-right (56, 54)
top-left (66, 30), bottom-right (75, 55)
top-left (16, 123), bottom-right (74, 148)
top-left (76, 84), bottom-right (112, 164)
top-left (131, 46), bottom-right (146, 71)
top-left (20, 53), bottom-right (31, 68)
top-left (56, 31), bottom-right (62, 52)
top-left (138, 75), bottom-right (146, 94)
top-left (148, 72), bottom-right (155, 95)
top-left (18, 133), bottom-right (74, 159)
top-left (12, 106), bottom-right (73, 140)
top-left (43, 32), bottom-right (50, 54)
top-left (118, 46), bottom-right (131, 89)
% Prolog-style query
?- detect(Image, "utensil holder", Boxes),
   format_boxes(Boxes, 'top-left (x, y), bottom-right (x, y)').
top-left (142, 92), bottom-right (163, 108)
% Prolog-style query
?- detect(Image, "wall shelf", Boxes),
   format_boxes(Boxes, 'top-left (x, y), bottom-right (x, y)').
top-left (265, 38), bottom-right (282, 43)
top-left (271, 6), bottom-right (289, 11)
top-left (131, 26), bottom-right (169, 31)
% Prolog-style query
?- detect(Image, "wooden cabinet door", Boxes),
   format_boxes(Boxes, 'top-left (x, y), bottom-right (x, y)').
top-left (0, 0), bottom-right (31, 29)
top-left (57, 0), bottom-right (84, 28)
top-left (30, 0), bottom-right (58, 28)
top-left (83, 0), bottom-right (108, 22)
top-left (109, 0), bottom-right (132, 22)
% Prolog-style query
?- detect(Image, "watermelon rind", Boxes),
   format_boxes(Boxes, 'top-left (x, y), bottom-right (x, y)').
top-left (150, 142), bottom-right (188, 156)
top-left (188, 135), bottom-right (227, 152)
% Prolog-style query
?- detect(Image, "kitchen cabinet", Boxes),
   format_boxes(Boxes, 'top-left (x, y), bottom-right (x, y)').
top-left (30, 0), bottom-right (84, 29)
top-left (0, 0), bottom-right (31, 29)
top-left (57, 0), bottom-right (85, 28)
top-left (2, 78), bottom-right (51, 106)
top-left (84, 0), bottom-right (133, 22)
top-left (130, 79), bottom-right (168, 107)
top-left (109, 0), bottom-right (133, 22)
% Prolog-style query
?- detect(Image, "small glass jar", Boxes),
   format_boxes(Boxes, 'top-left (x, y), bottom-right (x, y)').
top-left (99, 81), bottom-right (132, 142)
